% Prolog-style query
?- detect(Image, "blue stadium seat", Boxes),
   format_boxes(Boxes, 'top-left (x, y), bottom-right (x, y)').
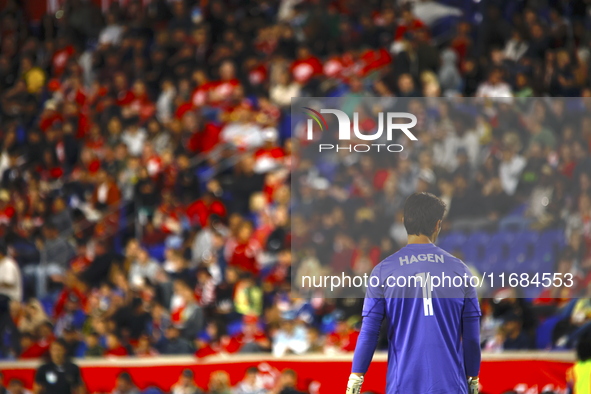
top-left (529, 229), bottom-right (565, 273)
top-left (437, 232), bottom-right (467, 254)
top-left (462, 232), bottom-right (490, 269)
top-left (508, 231), bottom-right (539, 273)
top-left (484, 232), bottom-right (514, 273)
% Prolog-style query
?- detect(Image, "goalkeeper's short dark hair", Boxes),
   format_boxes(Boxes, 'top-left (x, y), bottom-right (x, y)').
top-left (403, 192), bottom-right (447, 236)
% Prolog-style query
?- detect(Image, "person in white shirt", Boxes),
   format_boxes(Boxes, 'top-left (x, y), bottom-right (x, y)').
top-left (476, 68), bottom-right (513, 99)
top-left (0, 241), bottom-right (22, 304)
top-left (98, 13), bottom-right (124, 47)
top-left (121, 122), bottom-right (147, 157)
top-left (234, 367), bottom-right (267, 394)
top-left (498, 133), bottom-right (527, 196)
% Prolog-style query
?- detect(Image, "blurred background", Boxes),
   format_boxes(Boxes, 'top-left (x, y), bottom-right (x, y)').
top-left (0, 0), bottom-right (591, 393)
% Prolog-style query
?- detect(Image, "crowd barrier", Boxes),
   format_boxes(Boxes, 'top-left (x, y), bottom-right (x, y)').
top-left (0, 352), bottom-right (575, 394)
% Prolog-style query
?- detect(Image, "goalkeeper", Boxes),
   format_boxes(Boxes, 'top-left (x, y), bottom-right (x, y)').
top-left (346, 193), bottom-right (481, 394)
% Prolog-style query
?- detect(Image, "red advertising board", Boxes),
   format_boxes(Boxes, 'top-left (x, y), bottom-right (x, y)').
top-left (0, 352), bottom-right (574, 394)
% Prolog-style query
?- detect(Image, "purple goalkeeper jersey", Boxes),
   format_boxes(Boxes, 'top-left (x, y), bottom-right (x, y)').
top-left (352, 243), bottom-right (482, 394)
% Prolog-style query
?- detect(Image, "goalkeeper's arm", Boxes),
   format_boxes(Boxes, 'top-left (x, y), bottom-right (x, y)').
top-left (347, 299), bottom-right (385, 394)
top-left (463, 298), bottom-right (481, 394)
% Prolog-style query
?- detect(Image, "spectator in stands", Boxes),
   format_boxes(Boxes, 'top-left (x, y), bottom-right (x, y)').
top-left (233, 367), bottom-right (266, 394)
top-left (501, 313), bottom-right (534, 350)
top-left (498, 133), bottom-right (527, 197)
top-left (105, 333), bottom-right (128, 357)
top-left (111, 372), bottom-right (140, 394)
top-left (170, 279), bottom-right (204, 341)
top-left (128, 249), bottom-right (161, 288)
top-left (83, 331), bottom-right (103, 357)
top-left (61, 325), bottom-right (83, 358)
top-left (324, 315), bottom-right (359, 354)
top-left (133, 333), bottom-right (158, 358)
top-left (33, 339), bottom-right (83, 394)
top-left (16, 299), bottom-right (48, 336)
top-left (207, 371), bottom-right (232, 394)
top-left (272, 315), bottom-right (310, 357)
top-left (158, 325), bottom-right (193, 355)
top-left (171, 369), bottom-right (202, 394)
top-left (36, 224), bottom-right (74, 298)
top-left (0, 240), bottom-right (21, 307)
top-left (269, 369), bottom-right (305, 394)
top-left (476, 68), bottom-right (513, 98)
top-left (5, 379), bottom-right (31, 394)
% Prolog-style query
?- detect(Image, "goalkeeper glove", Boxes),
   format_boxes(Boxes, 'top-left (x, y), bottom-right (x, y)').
top-left (346, 374), bottom-right (364, 394)
top-left (467, 377), bottom-right (479, 394)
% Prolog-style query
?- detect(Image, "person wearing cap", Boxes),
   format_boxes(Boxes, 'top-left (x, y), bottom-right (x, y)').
top-left (171, 369), bottom-right (203, 394)
top-left (34, 339), bottom-right (83, 394)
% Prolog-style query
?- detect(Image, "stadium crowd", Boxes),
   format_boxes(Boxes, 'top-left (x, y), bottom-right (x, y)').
top-left (1, 0), bottom-right (591, 392)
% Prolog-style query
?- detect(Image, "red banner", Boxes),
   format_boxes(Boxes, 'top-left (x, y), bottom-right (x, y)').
top-left (0, 353), bottom-right (574, 394)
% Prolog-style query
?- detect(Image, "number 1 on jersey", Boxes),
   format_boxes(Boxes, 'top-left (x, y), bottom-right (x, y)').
top-left (416, 272), bottom-right (434, 316)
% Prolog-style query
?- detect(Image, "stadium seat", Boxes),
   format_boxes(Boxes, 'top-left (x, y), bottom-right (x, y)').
top-left (508, 231), bottom-right (539, 273)
top-left (529, 229), bottom-right (565, 273)
top-left (437, 232), bottom-right (467, 254)
top-left (462, 232), bottom-right (490, 269)
top-left (483, 232), bottom-right (514, 273)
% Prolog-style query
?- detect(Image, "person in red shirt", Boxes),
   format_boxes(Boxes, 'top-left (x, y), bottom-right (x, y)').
top-left (53, 272), bottom-right (88, 319)
top-left (153, 190), bottom-right (185, 235)
top-left (394, 8), bottom-right (427, 41)
top-left (113, 72), bottom-right (134, 106)
top-left (51, 36), bottom-right (75, 77)
top-left (129, 79), bottom-right (156, 121)
top-left (209, 61), bottom-right (241, 107)
top-left (225, 221), bottom-right (262, 275)
top-left (69, 242), bottom-right (92, 274)
top-left (254, 127), bottom-right (285, 173)
top-left (105, 333), bottom-right (128, 356)
top-left (325, 316), bottom-right (359, 353)
top-left (225, 315), bottom-right (270, 353)
top-left (20, 321), bottom-right (54, 359)
top-left (186, 192), bottom-right (227, 228)
top-left (38, 100), bottom-right (63, 132)
top-left (191, 69), bottom-right (214, 108)
top-left (290, 46), bottom-right (323, 86)
top-left (19, 332), bottom-right (48, 359)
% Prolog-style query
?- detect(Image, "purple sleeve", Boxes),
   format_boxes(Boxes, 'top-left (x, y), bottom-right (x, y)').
top-left (462, 298), bottom-right (481, 377)
top-left (352, 297), bottom-right (385, 373)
